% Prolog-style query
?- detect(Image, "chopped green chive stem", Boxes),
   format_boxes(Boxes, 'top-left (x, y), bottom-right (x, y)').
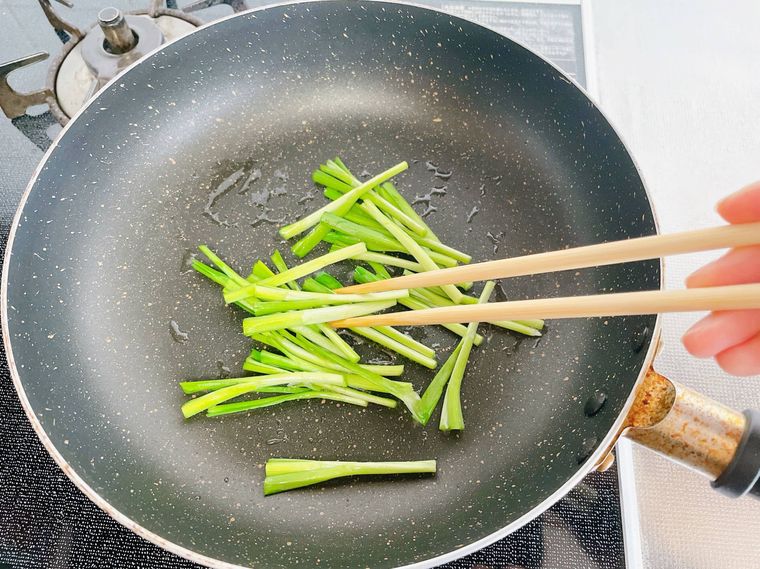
top-left (263, 285), bottom-right (407, 303)
top-left (257, 243), bottom-right (366, 288)
top-left (265, 458), bottom-right (342, 476)
top-left (291, 223), bottom-right (331, 258)
top-left (287, 333), bottom-right (422, 421)
top-left (279, 161), bottom-right (408, 240)
top-left (249, 349), bottom-right (307, 371)
top-left (251, 260), bottom-right (276, 280)
top-left (197, 246), bottom-right (250, 288)
top-left (252, 340), bottom-right (404, 379)
top-left (373, 325), bottom-right (435, 358)
top-left (345, 374), bottom-right (411, 391)
top-left (271, 331), bottom-right (386, 376)
top-left (417, 344), bottom-right (462, 425)
top-left (321, 160), bottom-right (357, 186)
top-left (514, 319), bottom-right (545, 331)
top-left (242, 357), bottom-right (291, 375)
top-left (181, 372), bottom-right (345, 418)
top-left (378, 182), bottom-right (440, 241)
top-left (324, 231), bottom-right (458, 268)
top-left (242, 300), bottom-right (396, 335)
top-left (322, 207), bottom-right (465, 264)
top-left (314, 271), bottom-right (343, 290)
top-left (488, 320), bottom-right (542, 337)
top-left (341, 204), bottom-right (388, 231)
top-left (268, 333), bottom-right (348, 373)
top-left (370, 195), bottom-right (428, 235)
top-left (318, 384), bottom-right (397, 408)
top-left (291, 325), bottom-right (355, 360)
top-left (179, 377), bottom-right (256, 395)
top-left (400, 296), bottom-right (483, 344)
top-left (252, 299), bottom-right (333, 315)
top-left (207, 391), bottom-right (368, 418)
top-left (262, 459), bottom-right (436, 495)
top-left (309, 323), bottom-right (361, 363)
top-left (368, 262), bottom-right (392, 279)
top-left (270, 250), bottom-right (299, 292)
top-left (180, 375), bottom-right (314, 395)
top-left (331, 157), bottom-right (355, 177)
top-left (345, 249), bottom-right (425, 272)
top-left (350, 326), bottom-right (437, 369)
top-left (259, 255), bottom-right (360, 362)
top-left (289, 271), bottom-right (435, 366)
top-left (355, 365), bottom-right (405, 377)
top-left (411, 287), bottom-right (541, 337)
top-left (256, 386), bottom-right (312, 394)
top-left (312, 169), bottom-right (353, 192)
top-left (360, 202), bottom-right (463, 303)
top-left (192, 260), bottom-right (232, 288)
top-left (302, 277), bottom-right (334, 294)
top-left (318, 163), bottom-right (428, 235)
top-left (402, 229), bottom-right (471, 263)
top-left (440, 282), bottom-right (496, 431)
top-left (353, 267), bottom-right (483, 345)
top-left (225, 284), bottom-right (407, 305)
top-left (321, 215), bottom-right (403, 251)
top-left (251, 345), bottom-right (347, 375)
top-left (193, 260), bottom-right (260, 314)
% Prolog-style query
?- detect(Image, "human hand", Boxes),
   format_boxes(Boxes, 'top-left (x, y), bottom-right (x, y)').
top-left (682, 181), bottom-right (760, 376)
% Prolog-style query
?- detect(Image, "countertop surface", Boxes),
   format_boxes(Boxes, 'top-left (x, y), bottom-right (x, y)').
top-left (590, 2), bottom-right (760, 567)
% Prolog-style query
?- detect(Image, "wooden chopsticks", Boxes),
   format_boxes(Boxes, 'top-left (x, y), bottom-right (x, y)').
top-left (331, 284), bottom-right (760, 328)
top-left (337, 221), bottom-right (760, 294)
top-left (330, 221), bottom-right (760, 328)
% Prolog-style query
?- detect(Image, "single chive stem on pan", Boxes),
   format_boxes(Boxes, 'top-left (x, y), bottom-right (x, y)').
top-left (263, 459), bottom-right (437, 495)
top-left (242, 300), bottom-right (397, 335)
top-left (256, 242), bottom-right (366, 288)
top-left (439, 281), bottom-right (496, 431)
top-left (207, 390), bottom-right (367, 418)
top-left (224, 284), bottom-right (407, 305)
top-left (417, 343), bottom-right (463, 426)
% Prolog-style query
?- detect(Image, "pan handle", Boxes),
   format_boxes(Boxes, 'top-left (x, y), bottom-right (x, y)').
top-left (621, 369), bottom-right (760, 498)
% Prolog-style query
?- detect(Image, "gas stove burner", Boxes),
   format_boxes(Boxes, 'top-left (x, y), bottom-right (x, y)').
top-left (0, 0), bottom-right (250, 150)
top-left (52, 7), bottom-right (197, 120)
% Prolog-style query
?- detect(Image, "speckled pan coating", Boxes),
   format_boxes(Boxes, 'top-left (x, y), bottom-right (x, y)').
top-left (2, 2), bottom-right (659, 568)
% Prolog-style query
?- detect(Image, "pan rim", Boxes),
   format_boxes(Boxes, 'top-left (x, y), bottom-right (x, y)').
top-left (0, 1), bottom-right (663, 568)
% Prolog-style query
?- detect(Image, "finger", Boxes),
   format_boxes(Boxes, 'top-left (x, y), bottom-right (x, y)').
top-left (716, 180), bottom-right (760, 223)
top-left (682, 309), bottom-right (760, 358)
top-left (685, 245), bottom-right (760, 288)
top-left (715, 332), bottom-right (760, 376)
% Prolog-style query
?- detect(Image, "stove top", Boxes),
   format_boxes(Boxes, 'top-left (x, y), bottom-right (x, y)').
top-left (0, 2), bottom-right (625, 568)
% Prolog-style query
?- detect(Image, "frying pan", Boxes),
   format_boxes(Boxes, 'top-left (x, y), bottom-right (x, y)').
top-left (2, 2), bottom-right (759, 568)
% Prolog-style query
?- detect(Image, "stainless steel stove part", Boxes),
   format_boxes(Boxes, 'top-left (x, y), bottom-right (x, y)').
top-left (183, 0), bottom-right (250, 13)
top-left (0, 0), bottom-right (211, 150)
top-left (38, 0), bottom-right (84, 42)
top-left (98, 8), bottom-right (139, 54)
top-left (53, 10), bottom-right (197, 120)
top-left (0, 53), bottom-right (55, 120)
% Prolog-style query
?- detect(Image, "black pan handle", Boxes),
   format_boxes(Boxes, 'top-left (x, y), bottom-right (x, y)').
top-left (622, 369), bottom-right (760, 499)
top-left (712, 409), bottom-right (760, 498)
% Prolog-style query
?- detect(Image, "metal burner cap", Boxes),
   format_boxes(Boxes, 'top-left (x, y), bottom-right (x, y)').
top-left (98, 7), bottom-right (122, 25)
top-left (54, 14), bottom-right (196, 119)
top-left (81, 14), bottom-right (163, 79)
